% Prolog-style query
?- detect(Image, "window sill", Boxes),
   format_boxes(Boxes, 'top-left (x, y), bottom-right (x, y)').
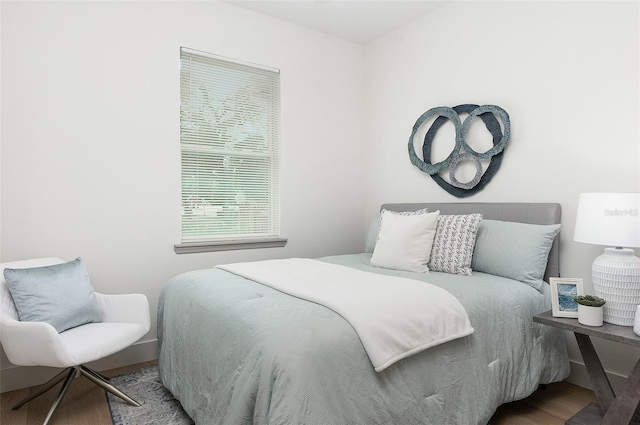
top-left (174, 238), bottom-right (288, 254)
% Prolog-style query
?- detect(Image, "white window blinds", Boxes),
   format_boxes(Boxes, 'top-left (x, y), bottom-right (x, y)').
top-left (179, 47), bottom-right (281, 246)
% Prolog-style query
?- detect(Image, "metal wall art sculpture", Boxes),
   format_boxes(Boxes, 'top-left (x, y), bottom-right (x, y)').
top-left (408, 104), bottom-right (510, 197)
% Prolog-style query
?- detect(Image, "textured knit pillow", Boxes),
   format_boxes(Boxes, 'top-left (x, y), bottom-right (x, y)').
top-left (428, 214), bottom-right (483, 275)
top-left (3, 257), bottom-right (102, 333)
top-left (471, 220), bottom-right (561, 292)
top-left (370, 208), bottom-right (439, 273)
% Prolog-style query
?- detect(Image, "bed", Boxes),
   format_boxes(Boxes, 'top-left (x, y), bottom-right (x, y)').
top-left (158, 202), bottom-right (570, 424)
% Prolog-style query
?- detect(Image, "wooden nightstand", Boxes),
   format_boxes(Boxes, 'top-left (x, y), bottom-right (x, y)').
top-left (534, 310), bottom-right (640, 425)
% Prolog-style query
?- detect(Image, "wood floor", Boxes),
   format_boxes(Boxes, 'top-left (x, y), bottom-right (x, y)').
top-left (491, 381), bottom-right (597, 424)
top-left (1, 362), bottom-right (596, 425)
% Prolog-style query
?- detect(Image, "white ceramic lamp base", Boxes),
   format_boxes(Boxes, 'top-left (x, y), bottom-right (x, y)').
top-left (592, 247), bottom-right (640, 326)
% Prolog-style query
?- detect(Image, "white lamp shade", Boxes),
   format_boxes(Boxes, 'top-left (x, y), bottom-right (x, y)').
top-left (574, 193), bottom-right (640, 248)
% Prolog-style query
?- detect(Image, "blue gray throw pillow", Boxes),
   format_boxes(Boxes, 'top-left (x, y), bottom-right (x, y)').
top-left (4, 257), bottom-right (102, 332)
top-left (471, 220), bottom-right (561, 292)
top-left (365, 212), bottom-right (382, 254)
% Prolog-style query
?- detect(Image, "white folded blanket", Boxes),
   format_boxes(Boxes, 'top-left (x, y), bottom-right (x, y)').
top-left (217, 258), bottom-right (474, 372)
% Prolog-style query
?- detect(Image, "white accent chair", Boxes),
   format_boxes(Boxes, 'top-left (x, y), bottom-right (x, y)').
top-left (0, 257), bottom-right (151, 425)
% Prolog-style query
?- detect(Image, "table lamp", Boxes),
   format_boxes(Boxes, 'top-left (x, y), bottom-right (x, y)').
top-left (574, 193), bottom-right (640, 326)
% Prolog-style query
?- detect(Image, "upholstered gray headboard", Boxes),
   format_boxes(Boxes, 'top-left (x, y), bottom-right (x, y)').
top-left (380, 202), bottom-right (562, 281)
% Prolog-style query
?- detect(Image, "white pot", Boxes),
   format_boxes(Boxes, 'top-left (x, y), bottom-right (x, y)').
top-left (578, 304), bottom-right (604, 327)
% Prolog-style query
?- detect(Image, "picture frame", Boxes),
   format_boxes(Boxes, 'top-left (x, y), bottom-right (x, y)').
top-left (550, 278), bottom-right (584, 318)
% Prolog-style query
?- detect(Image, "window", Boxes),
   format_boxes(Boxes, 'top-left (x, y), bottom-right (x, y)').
top-left (175, 48), bottom-right (286, 253)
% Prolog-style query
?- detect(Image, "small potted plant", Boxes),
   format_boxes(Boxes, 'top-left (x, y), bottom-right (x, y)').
top-left (574, 294), bottom-right (606, 327)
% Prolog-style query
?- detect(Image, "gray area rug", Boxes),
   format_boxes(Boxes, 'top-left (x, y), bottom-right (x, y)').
top-left (106, 365), bottom-right (194, 425)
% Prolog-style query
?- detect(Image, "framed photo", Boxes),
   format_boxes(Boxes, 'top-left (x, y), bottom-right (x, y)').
top-left (550, 278), bottom-right (584, 318)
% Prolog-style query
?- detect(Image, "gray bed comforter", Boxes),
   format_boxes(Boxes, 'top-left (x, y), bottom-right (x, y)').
top-left (157, 254), bottom-right (569, 425)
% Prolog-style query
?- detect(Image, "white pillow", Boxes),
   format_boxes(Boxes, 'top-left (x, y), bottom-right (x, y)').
top-left (370, 209), bottom-right (440, 273)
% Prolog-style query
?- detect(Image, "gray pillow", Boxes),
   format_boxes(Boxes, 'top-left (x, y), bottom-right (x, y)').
top-left (4, 257), bottom-right (102, 332)
top-left (471, 220), bottom-right (561, 292)
top-left (365, 212), bottom-right (381, 253)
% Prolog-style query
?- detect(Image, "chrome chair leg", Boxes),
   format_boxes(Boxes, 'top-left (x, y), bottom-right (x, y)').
top-left (42, 368), bottom-right (76, 425)
top-left (11, 367), bottom-right (73, 410)
top-left (11, 364), bottom-right (140, 425)
top-left (79, 365), bottom-right (140, 406)
top-left (82, 365), bottom-right (110, 381)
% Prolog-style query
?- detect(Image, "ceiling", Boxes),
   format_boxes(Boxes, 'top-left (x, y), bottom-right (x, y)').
top-left (224, 1), bottom-right (448, 44)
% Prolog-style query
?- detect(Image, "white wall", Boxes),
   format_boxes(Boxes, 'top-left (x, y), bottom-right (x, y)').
top-left (364, 1), bottom-right (639, 390)
top-left (0, 1), bottom-right (365, 391)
